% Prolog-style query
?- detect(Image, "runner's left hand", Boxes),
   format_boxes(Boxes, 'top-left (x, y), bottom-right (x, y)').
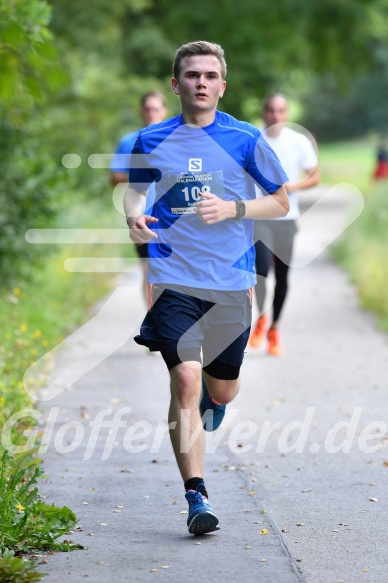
top-left (195, 191), bottom-right (235, 224)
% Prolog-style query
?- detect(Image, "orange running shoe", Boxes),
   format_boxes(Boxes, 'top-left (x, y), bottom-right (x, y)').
top-left (267, 329), bottom-right (284, 357)
top-left (249, 315), bottom-right (269, 349)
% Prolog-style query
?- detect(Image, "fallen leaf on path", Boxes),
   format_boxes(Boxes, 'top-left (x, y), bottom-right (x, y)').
top-left (150, 568), bottom-right (158, 572)
top-left (248, 491), bottom-right (256, 496)
top-left (281, 529), bottom-right (289, 533)
top-left (180, 511), bottom-right (188, 514)
top-left (296, 522), bottom-right (305, 526)
top-left (160, 566), bottom-right (170, 569)
top-left (369, 497), bottom-right (378, 502)
top-left (259, 558), bottom-right (267, 562)
top-left (301, 488), bottom-right (312, 493)
top-left (245, 545), bottom-right (252, 549)
top-left (87, 534), bottom-right (95, 536)
top-left (99, 523), bottom-right (108, 527)
top-left (260, 529), bottom-right (268, 535)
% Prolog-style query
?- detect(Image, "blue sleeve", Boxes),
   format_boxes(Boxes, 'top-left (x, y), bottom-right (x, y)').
top-left (110, 132), bottom-right (139, 172)
top-left (246, 131), bottom-right (288, 194)
top-left (129, 132), bottom-right (160, 192)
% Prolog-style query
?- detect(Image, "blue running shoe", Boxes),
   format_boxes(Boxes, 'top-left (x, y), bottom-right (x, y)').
top-left (200, 376), bottom-right (226, 431)
top-left (185, 487), bottom-right (220, 535)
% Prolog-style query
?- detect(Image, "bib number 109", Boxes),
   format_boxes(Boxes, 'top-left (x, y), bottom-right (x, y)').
top-left (182, 184), bottom-right (210, 201)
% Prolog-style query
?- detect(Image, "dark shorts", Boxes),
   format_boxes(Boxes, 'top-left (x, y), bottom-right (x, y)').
top-left (135, 243), bottom-right (148, 259)
top-left (134, 285), bottom-right (252, 379)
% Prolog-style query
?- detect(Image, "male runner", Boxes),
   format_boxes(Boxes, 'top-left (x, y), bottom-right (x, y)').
top-left (249, 93), bottom-right (319, 356)
top-left (124, 42), bottom-right (289, 535)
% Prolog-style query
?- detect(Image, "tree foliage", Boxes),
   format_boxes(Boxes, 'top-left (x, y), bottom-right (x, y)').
top-left (119, 0), bottom-right (388, 116)
top-left (301, 43), bottom-right (388, 141)
top-left (0, 0), bottom-right (71, 285)
top-left (0, 0), bottom-right (67, 123)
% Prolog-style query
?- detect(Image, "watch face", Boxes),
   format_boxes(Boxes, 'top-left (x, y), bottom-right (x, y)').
top-left (237, 201), bottom-right (245, 219)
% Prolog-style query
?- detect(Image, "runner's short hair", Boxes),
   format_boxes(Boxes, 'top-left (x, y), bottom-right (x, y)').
top-left (262, 92), bottom-right (288, 111)
top-left (140, 91), bottom-right (166, 108)
top-left (173, 41), bottom-right (227, 80)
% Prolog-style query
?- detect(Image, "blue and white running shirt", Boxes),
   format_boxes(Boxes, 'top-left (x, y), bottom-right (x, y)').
top-left (129, 110), bottom-right (288, 290)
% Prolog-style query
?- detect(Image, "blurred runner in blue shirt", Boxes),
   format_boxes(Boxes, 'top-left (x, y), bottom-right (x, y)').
top-left (111, 92), bottom-right (167, 302)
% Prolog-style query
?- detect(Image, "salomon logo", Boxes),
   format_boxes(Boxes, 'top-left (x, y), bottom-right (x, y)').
top-left (189, 158), bottom-right (202, 171)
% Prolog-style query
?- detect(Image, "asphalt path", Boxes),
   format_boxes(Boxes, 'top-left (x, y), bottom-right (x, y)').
top-left (36, 185), bottom-right (388, 583)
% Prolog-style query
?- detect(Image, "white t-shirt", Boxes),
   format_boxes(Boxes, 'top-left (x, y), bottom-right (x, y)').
top-left (257, 126), bottom-right (318, 220)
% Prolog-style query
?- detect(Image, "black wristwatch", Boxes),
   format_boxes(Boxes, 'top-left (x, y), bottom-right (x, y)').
top-left (234, 201), bottom-right (246, 220)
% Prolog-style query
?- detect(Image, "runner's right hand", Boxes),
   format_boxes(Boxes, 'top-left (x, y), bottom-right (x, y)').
top-left (127, 215), bottom-right (159, 244)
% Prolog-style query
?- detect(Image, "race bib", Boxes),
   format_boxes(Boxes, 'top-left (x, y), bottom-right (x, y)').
top-left (168, 170), bottom-right (225, 215)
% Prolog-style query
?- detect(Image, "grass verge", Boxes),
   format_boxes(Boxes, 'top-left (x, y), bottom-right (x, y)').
top-left (319, 139), bottom-right (388, 330)
top-left (318, 139), bottom-right (375, 193)
top-left (332, 182), bottom-right (388, 330)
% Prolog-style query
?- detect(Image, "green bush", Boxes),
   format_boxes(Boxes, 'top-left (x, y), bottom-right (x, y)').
top-left (0, 452), bottom-right (81, 552)
top-left (0, 123), bottom-right (72, 286)
top-left (0, 549), bottom-right (44, 583)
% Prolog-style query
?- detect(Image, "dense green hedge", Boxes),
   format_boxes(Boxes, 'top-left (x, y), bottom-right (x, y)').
top-left (0, 122), bottom-right (71, 285)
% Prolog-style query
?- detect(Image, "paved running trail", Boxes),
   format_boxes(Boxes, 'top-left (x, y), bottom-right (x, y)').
top-left (36, 185), bottom-right (388, 583)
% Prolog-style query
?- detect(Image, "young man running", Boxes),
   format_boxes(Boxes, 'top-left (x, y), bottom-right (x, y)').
top-left (249, 93), bottom-right (319, 356)
top-left (124, 42), bottom-right (289, 535)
